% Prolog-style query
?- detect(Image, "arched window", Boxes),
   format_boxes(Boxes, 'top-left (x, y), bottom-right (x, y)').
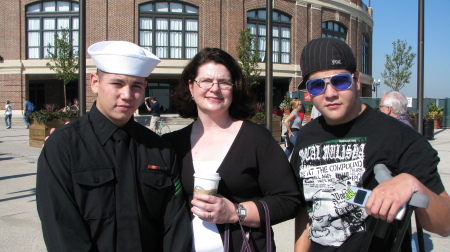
top-left (139, 2), bottom-right (198, 59)
top-left (322, 21), bottom-right (346, 41)
top-left (362, 34), bottom-right (370, 74)
top-left (247, 9), bottom-right (291, 64)
top-left (26, 1), bottom-right (79, 59)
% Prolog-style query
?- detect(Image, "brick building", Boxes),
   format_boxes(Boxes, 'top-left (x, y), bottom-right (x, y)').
top-left (0, 0), bottom-right (374, 113)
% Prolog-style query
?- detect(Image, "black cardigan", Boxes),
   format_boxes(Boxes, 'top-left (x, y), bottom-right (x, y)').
top-left (163, 120), bottom-right (302, 251)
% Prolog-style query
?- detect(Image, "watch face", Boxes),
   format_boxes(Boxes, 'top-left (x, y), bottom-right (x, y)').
top-left (237, 204), bottom-right (246, 222)
top-left (238, 204), bottom-right (246, 218)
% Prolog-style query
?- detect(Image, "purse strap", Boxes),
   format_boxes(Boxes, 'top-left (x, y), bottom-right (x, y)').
top-left (224, 223), bottom-right (230, 251)
top-left (260, 200), bottom-right (272, 251)
top-left (224, 201), bottom-right (272, 252)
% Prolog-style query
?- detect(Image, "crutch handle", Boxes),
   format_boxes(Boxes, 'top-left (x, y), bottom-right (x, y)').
top-left (374, 164), bottom-right (393, 183)
top-left (409, 192), bottom-right (429, 209)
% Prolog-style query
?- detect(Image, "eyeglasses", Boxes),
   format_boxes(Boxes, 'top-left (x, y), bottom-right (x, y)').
top-left (379, 105), bottom-right (389, 109)
top-left (306, 72), bottom-right (353, 96)
top-left (194, 79), bottom-right (234, 90)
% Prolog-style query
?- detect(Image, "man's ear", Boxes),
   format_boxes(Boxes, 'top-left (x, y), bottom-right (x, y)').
top-left (90, 73), bottom-right (99, 95)
top-left (387, 107), bottom-right (393, 115)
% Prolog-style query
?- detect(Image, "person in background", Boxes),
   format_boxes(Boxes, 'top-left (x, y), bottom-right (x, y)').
top-left (284, 99), bottom-right (303, 158)
top-left (379, 91), bottom-right (412, 127)
top-left (62, 101), bottom-right (72, 112)
top-left (145, 96), bottom-right (161, 132)
top-left (70, 98), bottom-right (79, 111)
top-left (22, 99), bottom-right (33, 129)
top-left (292, 38), bottom-right (449, 251)
top-left (36, 41), bottom-right (191, 251)
top-left (298, 101), bottom-right (306, 121)
top-left (162, 47), bottom-right (301, 251)
top-left (4, 100), bottom-right (12, 129)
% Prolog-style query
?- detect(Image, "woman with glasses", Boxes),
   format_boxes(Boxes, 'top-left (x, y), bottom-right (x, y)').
top-left (283, 99), bottom-right (303, 158)
top-left (163, 48), bottom-right (301, 251)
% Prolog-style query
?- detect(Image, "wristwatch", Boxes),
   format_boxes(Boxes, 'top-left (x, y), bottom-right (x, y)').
top-left (236, 203), bottom-right (247, 222)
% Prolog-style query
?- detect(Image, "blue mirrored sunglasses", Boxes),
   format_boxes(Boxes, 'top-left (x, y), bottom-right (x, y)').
top-left (306, 72), bottom-right (353, 96)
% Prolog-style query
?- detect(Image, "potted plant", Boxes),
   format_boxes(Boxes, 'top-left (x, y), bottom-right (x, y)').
top-left (29, 104), bottom-right (79, 147)
top-left (249, 102), bottom-right (282, 142)
top-left (279, 96), bottom-right (292, 115)
top-left (406, 111), bottom-right (418, 130)
top-left (425, 103), bottom-right (444, 129)
top-left (250, 102), bottom-right (265, 123)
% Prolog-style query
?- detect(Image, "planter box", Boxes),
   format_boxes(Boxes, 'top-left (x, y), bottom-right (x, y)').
top-left (250, 116), bottom-right (282, 142)
top-left (29, 118), bottom-right (73, 148)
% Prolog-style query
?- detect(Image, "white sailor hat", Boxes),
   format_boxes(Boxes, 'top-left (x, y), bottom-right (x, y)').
top-left (88, 41), bottom-right (161, 77)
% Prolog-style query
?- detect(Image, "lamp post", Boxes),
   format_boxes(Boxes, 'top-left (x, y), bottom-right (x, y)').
top-left (372, 79), bottom-right (380, 98)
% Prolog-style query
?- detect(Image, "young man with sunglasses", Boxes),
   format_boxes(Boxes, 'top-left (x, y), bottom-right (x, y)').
top-left (292, 38), bottom-right (449, 251)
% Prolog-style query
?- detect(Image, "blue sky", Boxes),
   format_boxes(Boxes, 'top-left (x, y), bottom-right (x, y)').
top-left (370, 0), bottom-right (450, 98)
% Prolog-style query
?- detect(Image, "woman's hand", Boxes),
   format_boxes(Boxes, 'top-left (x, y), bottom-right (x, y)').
top-left (191, 194), bottom-right (238, 224)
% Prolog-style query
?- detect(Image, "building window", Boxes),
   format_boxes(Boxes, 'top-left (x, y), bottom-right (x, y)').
top-left (322, 21), bottom-right (347, 41)
top-left (247, 9), bottom-right (291, 64)
top-left (139, 2), bottom-right (198, 59)
top-left (26, 1), bottom-right (79, 59)
top-left (362, 34), bottom-right (370, 74)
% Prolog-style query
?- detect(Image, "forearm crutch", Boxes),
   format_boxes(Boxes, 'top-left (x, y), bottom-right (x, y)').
top-left (360, 164), bottom-right (429, 252)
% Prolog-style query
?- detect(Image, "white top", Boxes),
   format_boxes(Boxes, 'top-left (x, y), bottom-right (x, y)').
top-left (5, 104), bottom-right (12, 115)
top-left (193, 160), bottom-right (222, 174)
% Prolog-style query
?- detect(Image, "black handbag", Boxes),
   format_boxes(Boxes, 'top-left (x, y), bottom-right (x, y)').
top-left (224, 200), bottom-right (272, 252)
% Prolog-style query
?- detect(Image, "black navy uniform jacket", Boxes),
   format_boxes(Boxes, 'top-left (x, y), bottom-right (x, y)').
top-left (36, 104), bottom-right (191, 251)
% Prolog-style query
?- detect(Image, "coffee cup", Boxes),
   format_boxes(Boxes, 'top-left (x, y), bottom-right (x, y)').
top-left (193, 172), bottom-right (221, 196)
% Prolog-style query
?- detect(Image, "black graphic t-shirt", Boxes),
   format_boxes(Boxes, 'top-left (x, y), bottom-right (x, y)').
top-left (291, 105), bottom-right (445, 250)
top-left (299, 137), bottom-right (368, 246)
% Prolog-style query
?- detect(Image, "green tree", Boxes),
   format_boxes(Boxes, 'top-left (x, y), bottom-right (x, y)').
top-left (236, 28), bottom-right (261, 86)
top-left (381, 39), bottom-right (416, 91)
top-left (46, 28), bottom-right (79, 109)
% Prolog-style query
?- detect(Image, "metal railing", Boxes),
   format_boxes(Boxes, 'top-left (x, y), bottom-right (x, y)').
top-left (287, 91), bottom-right (448, 128)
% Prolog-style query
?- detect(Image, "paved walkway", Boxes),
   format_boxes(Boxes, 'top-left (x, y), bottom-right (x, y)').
top-left (0, 122), bottom-right (449, 251)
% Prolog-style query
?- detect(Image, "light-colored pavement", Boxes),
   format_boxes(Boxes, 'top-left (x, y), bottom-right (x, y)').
top-left (0, 118), bottom-right (449, 251)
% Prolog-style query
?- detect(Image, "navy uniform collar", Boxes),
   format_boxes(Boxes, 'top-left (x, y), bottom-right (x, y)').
top-left (89, 102), bottom-right (137, 145)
